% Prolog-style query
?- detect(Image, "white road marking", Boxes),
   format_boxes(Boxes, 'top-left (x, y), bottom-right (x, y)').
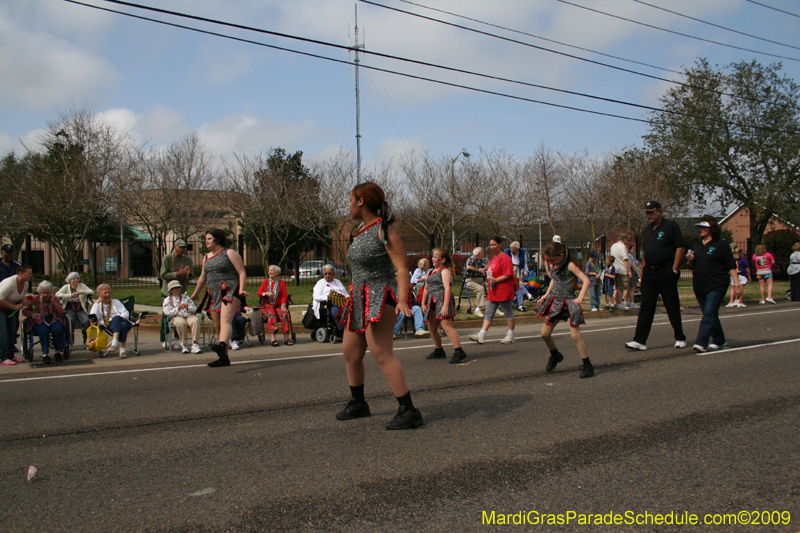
top-left (2, 307), bottom-right (797, 383)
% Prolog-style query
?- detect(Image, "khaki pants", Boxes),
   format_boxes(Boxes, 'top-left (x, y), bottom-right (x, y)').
top-left (171, 315), bottom-right (200, 346)
top-left (465, 279), bottom-right (486, 309)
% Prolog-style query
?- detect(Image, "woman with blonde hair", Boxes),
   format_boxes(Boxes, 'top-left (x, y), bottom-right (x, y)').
top-left (421, 248), bottom-right (466, 364)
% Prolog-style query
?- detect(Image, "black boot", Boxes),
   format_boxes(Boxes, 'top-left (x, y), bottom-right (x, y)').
top-left (449, 347), bottom-right (467, 364)
top-left (208, 342), bottom-right (230, 367)
top-left (546, 350), bottom-right (564, 373)
top-left (425, 347), bottom-right (446, 360)
top-left (336, 399), bottom-right (371, 420)
top-left (579, 358), bottom-right (594, 379)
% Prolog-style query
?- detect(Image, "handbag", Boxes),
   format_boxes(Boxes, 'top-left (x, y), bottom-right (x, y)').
top-left (302, 303), bottom-right (317, 329)
top-left (248, 307), bottom-right (263, 337)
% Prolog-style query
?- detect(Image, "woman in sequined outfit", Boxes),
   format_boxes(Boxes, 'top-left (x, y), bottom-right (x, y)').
top-left (421, 248), bottom-right (466, 364)
top-left (191, 229), bottom-right (249, 367)
top-left (335, 182), bottom-right (423, 430)
top-left (535, 241), bottom-right (594, 378)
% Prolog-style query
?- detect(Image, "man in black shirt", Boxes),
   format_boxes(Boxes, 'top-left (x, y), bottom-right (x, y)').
top-left (625, 201), bottom-right (687, 350)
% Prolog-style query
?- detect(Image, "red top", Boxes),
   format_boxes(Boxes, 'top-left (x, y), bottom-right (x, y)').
top-left (258, 278), bottom-right (288, 306)
top-left (487, 253), bottom-right (515, 302)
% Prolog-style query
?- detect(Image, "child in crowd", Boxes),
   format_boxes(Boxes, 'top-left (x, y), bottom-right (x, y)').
top-left (727, 246), bottom-right (750, 308)
top-left (602, 255), bottom-right (616, 311)
top-left (421, 249), bottom-right (466, 364)
top-left (535, 241), bottom-right (593, 378)
top-left (752, 244), bottom-right (776, 304)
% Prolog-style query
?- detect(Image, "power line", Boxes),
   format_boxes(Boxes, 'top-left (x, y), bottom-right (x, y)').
top-left (359, 0), bottom-right (783, 108)
top-left (64, 0), bottom-right (799, 137)
top-left (395, 0), bottom-right (682, 75)
top-left (556, 0), bottom-right (800, 63)
top-left (86, 0), bottom-right (685, 116)
top-left (630, 0), bottom-right (800, 51)
top-left (744, 0), bottom-right (800, 19)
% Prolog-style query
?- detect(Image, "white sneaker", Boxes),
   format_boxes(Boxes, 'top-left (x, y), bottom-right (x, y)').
top-left (181, 344), bottom-right (190, 354)
top-left (392, 333), bottom-right (398, 340)
top-left (230, 340), bottom-right (240, 351)
top-left (496, 309), bottom-right (505, 317)
top-left (725, 303), bottom-right (736, 308)
top-left (616, 303), bottom-right (629, 311)
top-left (414, 329), bottom-right (430, 337)
top-left (693, 344), bottom-right (706, 353)
top-left (625, 341), bottom-right (647, 351)
top-left (161, 341), bottom-right (167, 349)
top-left (759, 300), bottom-right (766, 305)
top-left (474, 308), bottom-right (484, 318)
top-left (708, 342), bottom-right (726, 351)
top-left (468, 332), bottom-right (485, 344)
top-left (736, 302), bottom-right (747, 308)
top-left (590, 307), bottom-right (599, 312)
top-left (674, 340), bottom-right (687, 349)
top-left (628, 302), bottom-right (639, 309)
top-left (766, 298), bottom-right (776, 304)
top-left (191, 343), bottom-right (202, 354)
top-left (500, 333), bottom-right (515, 344)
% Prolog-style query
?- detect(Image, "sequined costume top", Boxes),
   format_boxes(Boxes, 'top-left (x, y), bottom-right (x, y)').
top-left (424, 267), bottom-right (455, 321)
top-left (345, 219), bottom-right (398, 332)
top-left (535, 257), bottom-right (585, 326)
top-left (204, 249), bottom-right (240, 311)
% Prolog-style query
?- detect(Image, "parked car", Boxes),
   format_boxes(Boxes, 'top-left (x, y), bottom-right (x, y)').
top-left (291, 260), bottom-right (347, 280)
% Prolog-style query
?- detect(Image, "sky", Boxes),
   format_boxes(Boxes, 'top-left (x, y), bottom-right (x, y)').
top-left (2, 0), bottom-right (800, 168)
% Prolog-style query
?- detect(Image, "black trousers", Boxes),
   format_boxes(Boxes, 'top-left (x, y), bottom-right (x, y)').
top-left (633, 266), bottom-right (685, 344)
top-left (791, 272), bottom-right (800, 301)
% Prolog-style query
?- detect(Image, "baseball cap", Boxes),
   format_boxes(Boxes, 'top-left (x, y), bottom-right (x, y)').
top-left (645, 200), bottom-right (662, 211)
top-left (695, 221), bottom-right (711, 228)
top-left (589, 251), bottom-right (598, 260)
top-left (1, 244), bottom-right (12, 252)
top-left (174, 239), bottom-right (187, 248)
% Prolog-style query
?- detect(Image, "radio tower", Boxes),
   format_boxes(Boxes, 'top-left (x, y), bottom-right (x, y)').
top-left (352, 5), bottom-right (365, 180)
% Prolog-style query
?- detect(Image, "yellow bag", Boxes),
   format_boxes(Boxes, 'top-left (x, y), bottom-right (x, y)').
top-left (86, 324), bottom-right (109, 353)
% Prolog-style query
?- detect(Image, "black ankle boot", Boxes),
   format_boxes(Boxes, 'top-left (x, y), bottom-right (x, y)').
top-left (208, 342), bottom-right (230, 367)
top-left (449, 347), bottom-right (467, 364)
top-left (579, 359), bottom-right (594, 378)
top-left (546, 350), bottom-right (564, 373)
top-left (425, 347), bottom-right (446, 360)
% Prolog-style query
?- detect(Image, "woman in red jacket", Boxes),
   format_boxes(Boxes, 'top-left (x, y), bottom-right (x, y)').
top-left (258, 265), bottom-right (293, 346)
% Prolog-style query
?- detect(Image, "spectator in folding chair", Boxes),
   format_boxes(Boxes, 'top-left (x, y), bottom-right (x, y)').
top-left (162, 280), bottom-right (201, 354)
top-left (160, 239), bottom-right (193, 349)
top-left (89, 284), bottom-right (132, 359)
top-left (230, 300), bottom-right (249, 350)
top-left (410, 258), bottom-right (430, 295)
top-left (464, 247), bottom-right (488, 317)
top-left (22, 281), bottom-right (66, 365)
top-left (57, 272), bottom-right (94, 346)
top-left (258, 265), bottom-right (293, 346)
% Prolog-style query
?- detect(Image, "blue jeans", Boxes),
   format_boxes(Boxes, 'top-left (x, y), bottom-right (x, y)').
top-left (0, 309), bottom-right (19, 362)
top-left (588, 284), bottom-right (601, 310)
top-left (107, 316), bottom-right (132, 342)
top-left (515, 288), bottom-right (528, 307)
top-left (33, 317), bottom-right (64, 354)
top-left (694, 290), bottom-right (726, 348)
top-left (395, 305), bottom-right (424, 334)
top-left (232, 315), bottom-right (248, 341)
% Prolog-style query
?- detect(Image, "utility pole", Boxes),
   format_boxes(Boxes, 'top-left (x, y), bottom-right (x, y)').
top-left (351, 5), bottom-right (365, 181)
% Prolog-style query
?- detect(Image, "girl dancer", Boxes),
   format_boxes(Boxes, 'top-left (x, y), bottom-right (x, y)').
top-left (191, 229), bottom-right (249, 367)
top-left (535, 241), bottom-right (594, 378)
top-left (336, 182), bottom-right (423, 430)
top-left (421, 248), bottom-right (467, 364)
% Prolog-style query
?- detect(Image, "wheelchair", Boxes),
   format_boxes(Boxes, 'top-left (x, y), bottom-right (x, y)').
top-left (305, 299), bottom-right (344, 344)
top-left (22, 315), bottom-right (73, 364)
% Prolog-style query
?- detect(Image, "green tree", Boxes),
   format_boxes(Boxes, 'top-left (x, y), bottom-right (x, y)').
top-left (644, 59), bottom-right (800, 244)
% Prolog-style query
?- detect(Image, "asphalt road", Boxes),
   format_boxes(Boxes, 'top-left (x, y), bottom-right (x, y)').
top-left (1, 305), bottom-right (798, 532)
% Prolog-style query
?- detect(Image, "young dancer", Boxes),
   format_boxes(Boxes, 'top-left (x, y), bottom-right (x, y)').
top-left (421, 248), bottom-right (467, 364)
top-left (336, 182), bottom-right (423, 430)
top-left (535, 241), bottom-right (594, 378)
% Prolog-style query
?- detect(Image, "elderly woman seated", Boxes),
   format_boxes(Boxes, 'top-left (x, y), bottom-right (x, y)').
top-left (89, 284), bottom-right (131, 359)
top-left (257, 265), bottom-right (293, 346)
top-left (22, 280), bottom-right (66, 364)
top-left (56, 272), bottom-right (94, 345)
top-left (162, 280), bottom-right (201, 354)
top-left (312, 264), bottom-right (349, 331)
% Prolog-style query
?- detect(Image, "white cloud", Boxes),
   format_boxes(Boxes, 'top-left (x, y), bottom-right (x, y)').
top-left (197, 114), bottom-right (318, 157)
top-left (0, 13), bottom-right (120, 110)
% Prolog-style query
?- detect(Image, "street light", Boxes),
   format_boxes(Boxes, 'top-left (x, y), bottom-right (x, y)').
top-left (449, 149), bottom-right (470, 254)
